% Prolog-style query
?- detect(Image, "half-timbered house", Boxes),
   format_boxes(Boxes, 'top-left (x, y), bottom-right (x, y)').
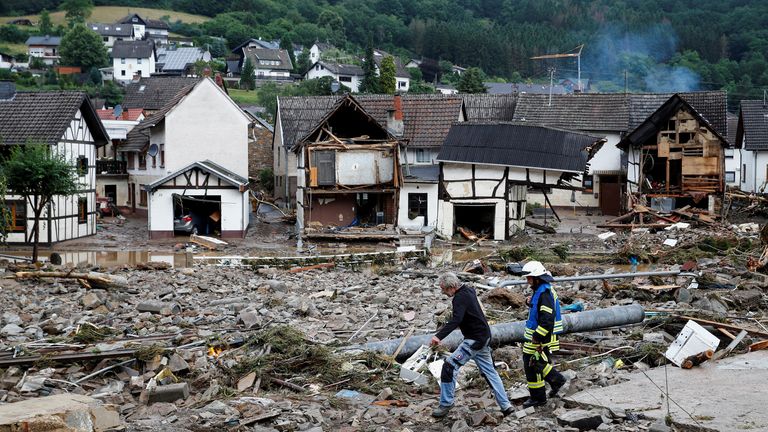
top-left (436, 122), bottom-right (603, 240)
top-left (0, 83), bottom-right (109, 243)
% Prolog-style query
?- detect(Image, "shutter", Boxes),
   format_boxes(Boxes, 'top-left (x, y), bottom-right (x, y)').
top-left (314, 151), bottom-right (336, 186)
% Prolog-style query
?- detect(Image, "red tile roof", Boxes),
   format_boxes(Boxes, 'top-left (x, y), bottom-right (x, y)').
top-left (97, 108), bottom-right (144, 121)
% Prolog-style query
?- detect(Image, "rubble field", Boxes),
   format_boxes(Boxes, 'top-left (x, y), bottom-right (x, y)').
top-left (1, 214), bottom-right (768, 431)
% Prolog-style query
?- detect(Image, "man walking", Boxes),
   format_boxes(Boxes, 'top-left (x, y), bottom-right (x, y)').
top-left (520, 261), bottom-right (567, 408)
top-left (431, 272), bottom-right (513, 418)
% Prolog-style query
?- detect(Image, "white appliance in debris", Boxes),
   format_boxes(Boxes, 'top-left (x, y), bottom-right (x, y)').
top-left (665, 320), bottom-right (720, 367)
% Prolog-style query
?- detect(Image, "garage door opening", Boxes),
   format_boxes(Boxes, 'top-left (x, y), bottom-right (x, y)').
top-left (454, 204), bottom-right (495, 237)
top-left (173, 194), bottom-right (221, 236)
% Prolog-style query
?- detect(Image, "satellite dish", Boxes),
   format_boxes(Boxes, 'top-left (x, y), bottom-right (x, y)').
top-left (147, 143), bottom-right (159, 157)
top-left (113, 104), bottom-right (123, 119)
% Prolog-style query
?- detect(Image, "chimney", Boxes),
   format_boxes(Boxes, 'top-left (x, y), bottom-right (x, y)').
top-left (387, 94), bottom-right (404, 137)
top-left (0, 80), bottom-right (16, 101)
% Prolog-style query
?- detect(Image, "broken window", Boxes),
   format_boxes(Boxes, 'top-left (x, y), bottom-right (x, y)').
top-left (76, 156), bottom-right (88, 177)
top-left (407, 193), bottom-right (428, 224)
top-left (582, 175), bottom-right (594, 193)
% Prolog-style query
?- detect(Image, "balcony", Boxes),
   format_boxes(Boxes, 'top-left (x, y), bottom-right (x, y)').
top-left (97, 160), bottom-right (128, 177)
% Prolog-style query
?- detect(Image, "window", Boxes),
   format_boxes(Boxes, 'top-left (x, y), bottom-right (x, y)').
top-left (78, 197), bottom-right (87, 224)
top-left (139, 186), bottom-right (147, 206)
top-left (415, 149), bottom-right (429, 163)
top-left (121, 58), bottom-right (125, 64)
top-left (339, 76), bottom-right (352, 82)
top-left (582, 174), bottom-right (594, 193)
top-left (407, 193), bottom-right (428, 225)
top-left (313, 151), bottom-right (335, 186)
top-left (6, 200), bottom-right (26, 233)
top-left (76, 156), bottom-right (88, 176)
top-left (138, 153), bottom-right (146, 170)
top-left (725, 171), bottom-right (736, 183)
top-left (137, 58), bottom-right (142, 64)
top-left (398, 81), bottom-right (407, 88)
top-left (160, 145), bottom-right (165, 167)
top-left (127, 152), bottom-right (135, 169)
top-left (103, 36), bottom-right (109, 42)
top-left (121, 70), bottom-right (126, 76)
top-left (742, 164), bottom-right (747, 183)
top-left (152, 154), bottom-right (156, 168)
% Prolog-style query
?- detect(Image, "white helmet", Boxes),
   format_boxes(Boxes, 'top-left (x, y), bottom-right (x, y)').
top-left (521, 261), bottom-right (548, 277)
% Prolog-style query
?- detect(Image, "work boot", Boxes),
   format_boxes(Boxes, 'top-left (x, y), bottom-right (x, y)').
top-left (548, 376), bottom-right (567, 398)
top-left (431, 405), bottom-right (453, 418)
top-left (501, 406), bottom-right (515, 417)
top-left (522, 398), bottom-right (546, 409)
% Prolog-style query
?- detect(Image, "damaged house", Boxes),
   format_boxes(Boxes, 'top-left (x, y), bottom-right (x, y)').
top-left (293, 95), bottom-right (402, 240)
top-left (436, 122), bottom-right (604, 240)
top-left (618, 93), bottom-right (729, 212)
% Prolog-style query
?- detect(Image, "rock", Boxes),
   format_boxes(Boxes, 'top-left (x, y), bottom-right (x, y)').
top-left (375, 387), bottom-right (393, 401)
top-left (238, 310), bottom-right (262, 329)
top-left (675, 287), bottom-right (692, 304)
top-left (515, 409), bottom-right (528, 419)
top-left (451, 419), bottom-right (471, 432)
top-left (0, 323), bottom-right (24, 336)
top-left (147, 383), bottom-right (190, 403)
top-left (81, 292), bottom-right (102, 309)
top-left (484, 288), bottom-right (525, 307)
top-left (648, 419), bottom-right (671, 432)
top-left (732, 289), bottom-right (762, 309)
top-left (692, 293), bottom-right (728, 314)
top-left (167, 353), bottom-right (190, 374)
top-left (266, 280), bottom-right (287, 293)
top-left (0, 394), bottom-right (122, 431)
top-left (558, 409), bottom-right (604, 431)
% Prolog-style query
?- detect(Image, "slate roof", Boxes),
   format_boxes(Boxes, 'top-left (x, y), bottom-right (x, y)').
top-left (117, 14), bottom-right (169, 30)
top-left (0, 91), bottom-right (108, 147)
top-left (232, 39), bottom-right (280, 54)
top-left (88, 23), bottom-right (133, 37)
top-left (277, 94), bottom-right (464, 150)
top-left (157, 47), bottom-right (207, 72)
top-left (727, 112), bottom-right (738, 149)
top-left (437, 122), bottom-right (601, 173)
top-left (513, 93), bottom-right (630, 132)
top-left (25, 36), bottom-right (61, 46)
top-left (484, 82), bottom-right (568, 95)
top-left (111, 40), bottom-right (154, 59)
top-left (462, 94), bottom-right (518, 122)
top-left (146, 160), bottom-right (247, 192)
top-left (243, 48), bottom-right (293, 71)
top-left (736, 101), bottom-right (768, 151)
top-left (123, 76), bottom-right (200, 110)
top-left (226, 60), bottom-right (240, 75)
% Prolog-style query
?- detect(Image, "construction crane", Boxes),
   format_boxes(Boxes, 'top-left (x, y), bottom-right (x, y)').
top-left (530, 44), bottom-right (584, 92)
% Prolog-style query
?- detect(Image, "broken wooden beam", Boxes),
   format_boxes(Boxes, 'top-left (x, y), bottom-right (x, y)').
top-left (681, 349), bottom-right (713, 369)
top-left (525, 220), bottom-right (556, 234)
top-left (12, 271), bottom-right (128, 290)
top-left (190, 234), bottom-right (228, 250)
top-left (289, 263), bottom-right (335, 273)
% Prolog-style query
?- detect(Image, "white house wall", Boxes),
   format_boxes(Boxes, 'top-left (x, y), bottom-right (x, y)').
top-left (398, 182), bottom-right (438, 230)
top-left (336, 151), bottom-right (394, 185)
top-left (113, 56), bottom-right (155, 82)
top-left (305, 66), bottom-right (361, 92)
top-left (148, 188), bottom-right (246, 233)
top-left (740, 150), bottom-right (768, 193)
top-left (164, 79), bottom-right (249, 177)
top-left (725, 148), bottom-right (741, 187)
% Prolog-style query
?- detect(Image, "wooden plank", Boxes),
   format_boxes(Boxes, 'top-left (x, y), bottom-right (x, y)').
top-left (682, 157), bottom-right (719, 175)
top-left (658, 140), bottom-right (670, 157)
top-left (713, 330), bottom-right (748, 361)
top-left (190, 234), bottom-right (228, 250)
top-left (717, 328), bottom-right (737, 340)
top-left (749, 340), bottom-right (768, 352)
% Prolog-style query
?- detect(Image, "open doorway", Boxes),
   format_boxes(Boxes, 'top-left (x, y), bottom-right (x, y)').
top-left (173, 194), bottom-right (221, 236)
top-left (454, 204), bottom-right (495, 237)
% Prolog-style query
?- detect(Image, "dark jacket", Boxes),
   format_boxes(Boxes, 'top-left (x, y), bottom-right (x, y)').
top-left (435, 284), bottom-right (491, 349)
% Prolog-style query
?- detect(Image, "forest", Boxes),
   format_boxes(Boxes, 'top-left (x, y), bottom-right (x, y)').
top-left (3, 0), bottom-right (768, 106)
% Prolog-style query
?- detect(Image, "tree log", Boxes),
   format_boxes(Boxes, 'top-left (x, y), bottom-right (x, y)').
top-left (14, 271), bottom-right (128, 289)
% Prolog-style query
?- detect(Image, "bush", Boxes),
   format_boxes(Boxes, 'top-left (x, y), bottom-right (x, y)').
top-left (258, 167), bottom-right (274, 192)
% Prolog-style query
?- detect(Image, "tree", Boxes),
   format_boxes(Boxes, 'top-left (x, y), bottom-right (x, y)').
top-left (240, 57), bottom-right (255, 90)
top-left (2, 144), bottom-right (80, 262)
top-left (59, 24), bottom-right (108, 70)
top-left (359, 41), bottom-right (379, 93)
top-left (294, 48), bottom-right (311, 75)
top-left (62, 0), bottom-right (93, 28)
top-left (457, 67), bottom-right (487, 93)
top-left (39, 9), bottom-right (53, 35)
top-left (279, 36), bottom-right (297, 73)
top-left (378, 55), bottom-right (396, 94)
top-left (100, 80), bottom-right (123, 107)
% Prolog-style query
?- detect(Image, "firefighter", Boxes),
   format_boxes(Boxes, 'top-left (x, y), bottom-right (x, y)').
top-left (520, 261), bottom-right (567, 408)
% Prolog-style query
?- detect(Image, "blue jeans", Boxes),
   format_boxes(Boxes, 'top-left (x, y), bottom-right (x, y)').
top-left (439, 339), bottom-right (512, 410)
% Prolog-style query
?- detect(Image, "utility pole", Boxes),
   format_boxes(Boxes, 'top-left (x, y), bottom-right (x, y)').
top-left (531, 44), bottom-right (584, 92)
top-left (548, 67), bottom-right (555, 106)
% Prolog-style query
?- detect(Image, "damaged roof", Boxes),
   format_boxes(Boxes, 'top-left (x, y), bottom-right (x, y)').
top-left (618, 93), bottom-right (729, 150)
top-left (278, 94), bottom-right (465, 149)
top-left (437, 122), bottom-right (601, 173)
top-left (462, 94), bottom-right (518, 122)
top-left (736, 100), bottom-right (768, 151)
top-left (0, 91), bottom-right (108, 147)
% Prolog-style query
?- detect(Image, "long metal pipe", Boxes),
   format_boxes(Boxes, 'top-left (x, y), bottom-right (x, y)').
top-left (345, 304), bottom-right (645, 360)
top-left (494, 270), bottom-right (690, 287)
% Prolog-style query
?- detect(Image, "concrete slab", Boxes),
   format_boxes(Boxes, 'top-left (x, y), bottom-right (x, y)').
top-left (0, 394), bottom-right (122, 432)
top-left (567, 351), bottom-right (768, 431)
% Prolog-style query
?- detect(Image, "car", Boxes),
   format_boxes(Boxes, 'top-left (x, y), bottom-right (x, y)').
top-left (173, 214), bottom-right (200, 235)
